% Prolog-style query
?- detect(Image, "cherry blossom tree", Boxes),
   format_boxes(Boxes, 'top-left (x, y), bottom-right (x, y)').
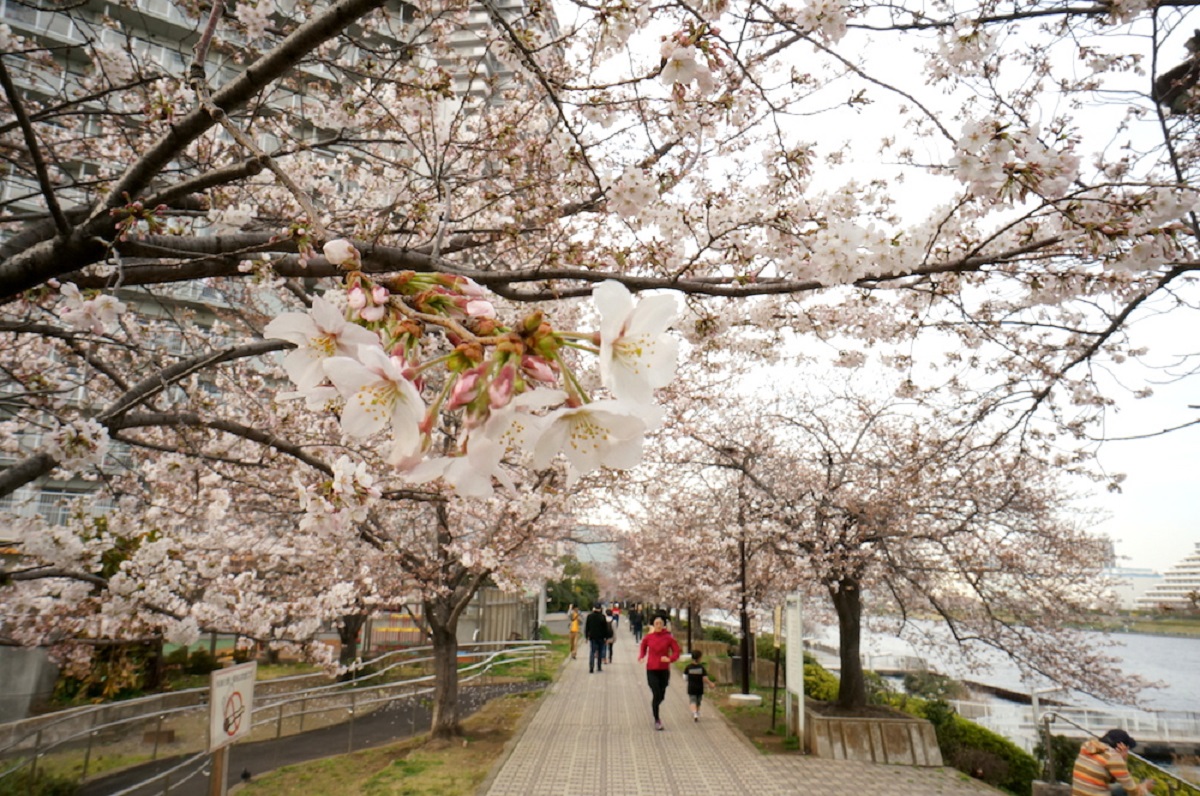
top-left (4, 0), bottom-right (1199, 733)
top-left (2, 0), bottom-right (1198, 499)
top-left (678, 385), bottom-right (1138, 711)
top-left (2, 414), bottom-right (577, 736)
top-left (615, 417), bottom-right (800, 683)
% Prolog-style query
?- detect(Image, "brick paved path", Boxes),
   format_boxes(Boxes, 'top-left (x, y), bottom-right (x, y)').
top-left (480, 628), bottom-right (1003, 796)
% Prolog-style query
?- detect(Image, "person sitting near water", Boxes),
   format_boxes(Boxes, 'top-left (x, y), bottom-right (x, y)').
top-left (1071, 729), bottom-right (1154, 796)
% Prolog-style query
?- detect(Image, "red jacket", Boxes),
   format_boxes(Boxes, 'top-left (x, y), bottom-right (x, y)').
top-left (638, 631), bottom-right (681, 671)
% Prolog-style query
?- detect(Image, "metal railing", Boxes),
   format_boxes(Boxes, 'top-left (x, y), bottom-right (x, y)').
top-left (0, 640), bottom-right (551, 795)
top-left (1037, 710), bottom-right (1199, 793)
top-left (945, 698), bottom-right (1200, 751)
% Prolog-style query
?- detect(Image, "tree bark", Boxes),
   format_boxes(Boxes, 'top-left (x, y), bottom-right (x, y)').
top-left (739, 536), bottom-right (753, 695)
top-left (145, 637), bottom-right (164, 692)
top-left (426, 607), bottom-right (461, 740)
top-left (830, 577), bottom-right (866, 710)
top-left (338, 613), bottom-right (366, 680)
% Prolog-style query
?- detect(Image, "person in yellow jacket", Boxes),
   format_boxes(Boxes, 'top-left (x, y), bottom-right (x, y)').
top-left (1071, 729), bottom-right (1154, 796)
top-left (567, 605), bottom-right (581, 660)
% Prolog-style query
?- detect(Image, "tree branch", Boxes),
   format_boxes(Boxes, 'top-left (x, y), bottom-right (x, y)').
top-left (114, 410), bottom-right (334, 475)
top-left (0, 59), bottom-right (71, 236)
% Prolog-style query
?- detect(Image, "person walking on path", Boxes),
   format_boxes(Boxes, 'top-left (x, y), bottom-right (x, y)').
top-left (683, 649), bottom-right (716, 722)
top-left (611, 602), bottom-right (621, 629)
top-left (637, 615), bottom-right (681, 730)
top-left (628, 604), bottom-right (644, 642)
top-left (605, 608), bottom-right (616, 663)
top-left (567, 605), bottom-right (581, 660)
top-left (1071, 729), bottom-right (1154, 795)
top-left (584, 603), bottom-right (609, 673)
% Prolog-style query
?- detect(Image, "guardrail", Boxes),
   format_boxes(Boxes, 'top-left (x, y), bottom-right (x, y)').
top-left (0, 640), bottom-right (552, 795)
top-left (1036, 710), bottom-right (1199, 793)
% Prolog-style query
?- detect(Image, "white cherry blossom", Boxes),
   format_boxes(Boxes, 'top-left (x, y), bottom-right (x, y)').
top-left (594, 280), bottom-right (682, 405)
top-left (59, 283), bottom-right (126, 334)
top-left (532, 399), bottom-right (660, 485)
top-left (265, 296), bottom-right (380, 391)
top-left (322, 345), bottom-right (426, 460)
top-left (403, 389), bottom-right (566, 497)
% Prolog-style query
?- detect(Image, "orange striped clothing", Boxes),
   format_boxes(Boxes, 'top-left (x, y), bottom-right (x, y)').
top-left (1071, 739), bottom-right (1140, 796)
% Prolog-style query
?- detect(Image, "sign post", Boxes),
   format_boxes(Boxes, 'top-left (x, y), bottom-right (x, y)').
top-left (208, 661), bottom-right (256, 796)
top-left (784, 593), bottom-right (804, 750)
top-left (771, 605), bottom-right (783, 729)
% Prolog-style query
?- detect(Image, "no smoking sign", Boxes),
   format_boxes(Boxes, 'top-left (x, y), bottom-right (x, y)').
top-left (209, 661), bottom-right (257, 752)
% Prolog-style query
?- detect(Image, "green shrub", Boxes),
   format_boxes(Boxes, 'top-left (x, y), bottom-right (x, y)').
top-left (802, 657), bottom-right (1037, 795)
top-left (803, 661), bottom-right (841, 702)
top-left (184, 649), bottom-right (221, 675)
top-left (902, 670), bottom-right (968, 701)
top-left (755, 633), bottom-right (787, 661)
top-left (1033, 732), bottom-right (1081, 783)
top-left (863, 670), bottom-right (893, 704)
top-left (704, 626), bottom-right (737, 646)
top-left (1129, 758), bottom-right (1200, 796)
top-left (919, 699), bottom-right (1039, 795)
top-left (0, 768), bottom-right (79, 796)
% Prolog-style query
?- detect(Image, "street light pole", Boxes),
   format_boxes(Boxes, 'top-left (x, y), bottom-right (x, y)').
top-left (738, 476), bottom-right (752, 696)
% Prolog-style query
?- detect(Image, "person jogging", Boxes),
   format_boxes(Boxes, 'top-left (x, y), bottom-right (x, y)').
top-left (683, 649), bottom-right (716, 722)
top-left (637, 615), bottom-right (681, 730)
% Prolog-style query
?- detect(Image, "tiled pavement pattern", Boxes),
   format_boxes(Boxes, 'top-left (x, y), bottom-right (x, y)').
top-left (480, 630), bottom-right (1003, 796)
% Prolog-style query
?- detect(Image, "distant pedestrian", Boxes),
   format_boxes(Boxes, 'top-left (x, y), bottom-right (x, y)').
top-left (1071, 729), bottom-right (1154, 796)
top-left (584, 603), bottom-right (609, 673)
top-left (683, 650), bottom-right (716, 722)
top-left (567, 605), bottom-right (581, 660)
top-left (628, 604), bottom-right (644, 643)
top-left (611, 602), bottom-right (621, 629)
top-left (637, 615), bottom-right (681, 730)
top-left (604, 608), bottom-right (615, 663)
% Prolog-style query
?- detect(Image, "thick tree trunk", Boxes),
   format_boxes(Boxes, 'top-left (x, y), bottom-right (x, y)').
top-left (338, 613), bottom-right (367, 680)
top-left (428, 617), bottom-right (461, 739)
top-left (738, 536), bottom-right (752, 695)
top-left (145, 638), bottom-right (164, 691)
top-left (830, 577), bottom-right (866, 710)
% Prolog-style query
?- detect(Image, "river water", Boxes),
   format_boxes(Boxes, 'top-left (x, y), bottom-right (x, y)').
top-left (808, 625), bottom-right (1200, 712)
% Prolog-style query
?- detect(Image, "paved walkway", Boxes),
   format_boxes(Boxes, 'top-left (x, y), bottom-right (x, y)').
top-left (480, 628), bottom-right (1003, 796)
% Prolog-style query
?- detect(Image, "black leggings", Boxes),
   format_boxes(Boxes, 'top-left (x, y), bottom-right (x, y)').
top-left (646, 669), bottom-right (670, 720)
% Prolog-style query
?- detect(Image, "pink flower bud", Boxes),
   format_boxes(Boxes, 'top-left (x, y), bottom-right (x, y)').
top-left (347, 286), bottom-right (367, 309)
top-left (459, 277), bottom-right (487, 299)
top-left (447, 367), bottom-right (483, 410)
top-left (323, 238), bottom-right (358, 266)
top-left (521, 355), bottom-right (557, 384)
top-left (466, 299), bottom-right (496, 318)
top-left (488, 364), bottom-right (516, 409)
top-left (360, 304), bottom-right (386, 322)
top-left (371, 286), bottom-right (389, 304)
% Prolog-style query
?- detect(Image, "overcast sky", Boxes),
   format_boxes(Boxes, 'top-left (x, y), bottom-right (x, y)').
top-left (1086, 304), bottom-right (1199, 574)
